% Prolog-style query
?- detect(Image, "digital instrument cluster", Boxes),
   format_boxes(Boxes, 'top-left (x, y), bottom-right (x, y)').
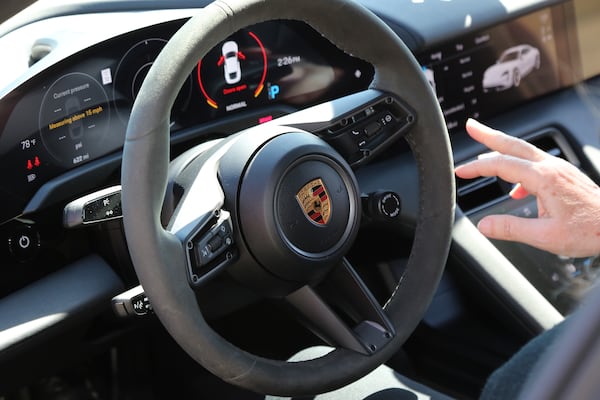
top-left (0, 19), bottom-right (373, 223)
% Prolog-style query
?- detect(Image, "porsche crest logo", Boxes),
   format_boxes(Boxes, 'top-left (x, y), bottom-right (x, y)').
top-left (296, 178), bottom-right (331, 225)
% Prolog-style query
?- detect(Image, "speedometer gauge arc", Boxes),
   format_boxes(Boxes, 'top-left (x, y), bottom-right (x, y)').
top-left (197, 30), bottom-right (268, 110)
top-left (249, 31), bottom-right (268, 99)
top-left (113, 38), bottom-right (192, 125)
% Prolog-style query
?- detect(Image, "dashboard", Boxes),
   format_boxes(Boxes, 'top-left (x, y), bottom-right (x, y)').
top-left (0, 2), bottom-right (586, 226)
top-left (0, 0), bottom-right (596, 310)
top-left (2, 0), bottom-right (600, 397)
top-left (0, 0), bottom-right (597, 310)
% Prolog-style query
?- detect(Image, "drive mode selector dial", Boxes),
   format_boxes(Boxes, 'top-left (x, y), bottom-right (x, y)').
top-left (362, 191), bottom-right (402, 221)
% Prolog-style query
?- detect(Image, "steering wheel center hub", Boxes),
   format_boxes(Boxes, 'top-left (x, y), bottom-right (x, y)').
top-left (238, 131), bottom-right (361, 282)
top-left (277, 158), bottom-right (350, 253)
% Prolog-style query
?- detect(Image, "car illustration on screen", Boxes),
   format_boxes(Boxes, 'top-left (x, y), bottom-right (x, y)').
top-left (222, 40), bottom-right (242, 85)
top-left (482, 44), bottom-right (541, 92)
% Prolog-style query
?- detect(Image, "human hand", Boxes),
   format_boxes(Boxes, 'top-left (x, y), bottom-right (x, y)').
top-left (455, 119), bottom-right (600, 257)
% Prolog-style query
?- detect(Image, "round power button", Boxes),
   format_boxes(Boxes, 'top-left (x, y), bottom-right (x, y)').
top-left (18, 235), bottom-right (31, 249)
top-left (8, 225), bottom-right (40, 262)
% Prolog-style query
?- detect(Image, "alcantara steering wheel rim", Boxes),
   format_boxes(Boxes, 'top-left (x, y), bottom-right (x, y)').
top-left (121, 0), bottom-right (454, 396)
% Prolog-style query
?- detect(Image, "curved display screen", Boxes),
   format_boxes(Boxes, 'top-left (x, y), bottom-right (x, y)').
top-left (418, 4), bottom-right (575, 133)
top-left (0, 19), bottom-right (373, 223)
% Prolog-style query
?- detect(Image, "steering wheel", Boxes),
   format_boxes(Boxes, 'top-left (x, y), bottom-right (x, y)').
top-left (121, 0), bottom-right (454, 396)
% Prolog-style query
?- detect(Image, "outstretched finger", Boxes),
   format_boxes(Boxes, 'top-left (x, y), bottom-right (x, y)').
top-left (455, 154), bottom-right (542, 196)
top-left (477, 214), bottom-right (559, 254)
top-left (466, 119), bottom-right (546, 162)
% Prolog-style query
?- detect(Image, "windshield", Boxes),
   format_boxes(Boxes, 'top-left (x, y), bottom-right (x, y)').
top-left (498, 50), bottom-right (520, 63)
top-left (1, 0), bottom-right (36, 24)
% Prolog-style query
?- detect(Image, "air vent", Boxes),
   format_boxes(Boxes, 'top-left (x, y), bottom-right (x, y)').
top-left (529, 136), bottom-right (563, 158)
top-left (456, 176), bottom-right (510, 214)
top-left (456, 128), bottom-right (578, 214)
top-left (525, 128), bottom-right (580, 167)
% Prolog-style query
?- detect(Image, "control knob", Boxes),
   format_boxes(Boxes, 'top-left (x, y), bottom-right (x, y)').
top-left (362, 191), bottom-right (402, 220)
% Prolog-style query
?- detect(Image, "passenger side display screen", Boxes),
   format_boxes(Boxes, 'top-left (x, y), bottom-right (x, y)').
top-left (418, 5), bottom-right (574, 133)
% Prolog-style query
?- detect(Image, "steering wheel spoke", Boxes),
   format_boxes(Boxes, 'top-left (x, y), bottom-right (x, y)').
top-left (160, 139), bottom-right (240, 287)
top-left (180, 209), bottom-right (239, 287)
top-left (286, 258), bottom-right (394, 355)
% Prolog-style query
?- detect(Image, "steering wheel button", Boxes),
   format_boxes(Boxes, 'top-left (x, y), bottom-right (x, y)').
top-left (364, 121), bottom-right (382, 137)
top-left (197, 245), bottom-right (212, 265)
top-left (218, 223), bottom-right (231, 237)
top-left (188, 214), bottom-right (236, 270)
top-left (207, 235), bottom-right (223, 252)
top-left (380, 113), bottom-right (395, 126)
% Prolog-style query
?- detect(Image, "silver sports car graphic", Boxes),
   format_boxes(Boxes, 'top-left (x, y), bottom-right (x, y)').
top-left (482, 44), bottom-right (541, 92)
